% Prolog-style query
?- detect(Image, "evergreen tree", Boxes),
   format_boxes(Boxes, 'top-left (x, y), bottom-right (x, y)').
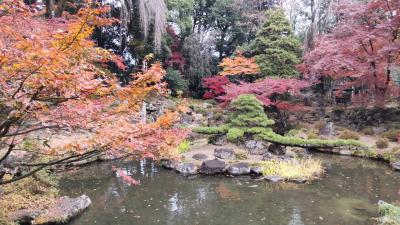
top-left (252, 9), bottom-right (301, 77)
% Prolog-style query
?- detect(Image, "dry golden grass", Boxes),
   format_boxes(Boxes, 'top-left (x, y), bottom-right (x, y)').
top-left (258, 158), bottom-right (323, 180)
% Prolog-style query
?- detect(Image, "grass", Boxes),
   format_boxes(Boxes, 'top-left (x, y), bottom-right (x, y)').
top-left (377, 201), bottom-right (400, 225)
top-left (176, 140), bottom-right (191, 154)
top-left (256, 158), bottom-right (323, 180)
top-left (339, 130), bottom-right (360, 140)
top-left (376, 138), bottom-right (389, 149)
top-left (382, 129), bottom-right (399, 142)
top-left (0, 170), bottom-right (59, 222)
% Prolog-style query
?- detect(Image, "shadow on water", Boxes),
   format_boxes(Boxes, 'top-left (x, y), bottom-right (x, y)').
top-left (60, 153), bottom-right (400, 225)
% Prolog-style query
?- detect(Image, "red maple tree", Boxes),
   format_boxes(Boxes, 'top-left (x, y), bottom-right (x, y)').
top-left (202, 76), bottom-right (231, 99)
top-left (218, 78), bottom-right (309, 111)
top-left (298, 0), bottom-right (400, 106)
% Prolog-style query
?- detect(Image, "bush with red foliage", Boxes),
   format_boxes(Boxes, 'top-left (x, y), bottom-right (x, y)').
top-left (202, 76), bottom-right (231, 99)
top-left (218, 78), bottom-right (309, 111)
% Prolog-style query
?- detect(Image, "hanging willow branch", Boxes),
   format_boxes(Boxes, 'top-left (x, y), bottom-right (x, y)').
top-left (118, 0), bottom-right (167, 52)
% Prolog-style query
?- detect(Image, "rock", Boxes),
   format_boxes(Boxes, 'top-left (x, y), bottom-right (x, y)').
top-left (288, 147), bottom-right (309, 158)
top-left (202, 102), bottom-right (213, 109)
top-left (250, 166), bottom-right (263, 175)
top-left (318, 121), bottom-right (335, 136)
top-left (176, 163), bottom-right (198, 176)
top-left (187, 131), bottom-right (204, 141)
top-left (192, 153), bottom-right (208, 160)
top-left (391, 162), bottom-right (400, 171)
top-left (262, 152), bottom-right (275, 161)
top-left (11, 195), bottom-right (92, 225)
top-left (289, 178), bottom-right (307, 183)
top-left (33, 195), bottom-right (91, 224)
top-left (209, 134), bottom-right (227, 146)
top-left (160, 159), bottom-right (178, 169)
top-left (268, 144), bottom-right (286, 155)
top-left (214, 148), bottom-right (235, 160)
top-left (9, 209), bottom-right (40, 224)
top-left (200, 160), bottom-right (226, 175)
top-left (245, 140), bottom-right (269, 155)
top-left (339, 149), bottom-right (352, 156)
top-left (180, 114), bottom-right (194, 125)
top-left (285, 150), bottom-right (297, 158)
top-left (265, 175), bottom-right (284, 182)
top-left (228, 162), bottom-right (251, 175)
top-left (373, 126), bottom-right (386, 135)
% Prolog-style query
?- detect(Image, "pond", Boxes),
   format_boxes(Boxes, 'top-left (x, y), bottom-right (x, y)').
top-left (60, 154), bottom-right (400, 225)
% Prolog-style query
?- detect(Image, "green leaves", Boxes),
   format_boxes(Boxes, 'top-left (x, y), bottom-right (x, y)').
top-left (251, 9), bottom-right (301, 77)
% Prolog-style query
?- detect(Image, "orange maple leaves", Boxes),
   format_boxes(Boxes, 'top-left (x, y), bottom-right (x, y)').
top-left (218, 52), bottom-right (260, 76)
top-left (0, 0), bottom-right (188, 170)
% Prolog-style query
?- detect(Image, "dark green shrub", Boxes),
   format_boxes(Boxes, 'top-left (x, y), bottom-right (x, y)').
top-left (382, 129), bottom-right (399, 142)
top-left (376, 138), bottom-right (389, 149)
top-left (339, 130), bottom-right (360, 140)
top-left (165, 68), bottom-right (188, 96)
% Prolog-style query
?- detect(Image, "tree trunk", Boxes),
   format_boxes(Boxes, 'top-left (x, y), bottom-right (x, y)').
top-left (45, 0), bottom-right (54, 18)
top-left (54, 0), bottom-right (68, 17)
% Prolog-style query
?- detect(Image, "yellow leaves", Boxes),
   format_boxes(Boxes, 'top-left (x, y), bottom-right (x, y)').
top-left (218, 52), bottom-right (260, 76)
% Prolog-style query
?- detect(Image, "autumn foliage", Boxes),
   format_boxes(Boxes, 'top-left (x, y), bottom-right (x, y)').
top-left (202, 76), bottom-right (231, 99)
top-left (0, 1), bottom-right (188, 185)
top-left (218, 53), bottom-right (260, 76)
top-left (219, 78), bottom-right (309, 111)
top-left (299, 0), bottom-right (400, 106)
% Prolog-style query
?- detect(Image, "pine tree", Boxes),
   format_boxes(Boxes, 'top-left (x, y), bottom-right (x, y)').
top-left (252, 9), bottom-right (301, 77)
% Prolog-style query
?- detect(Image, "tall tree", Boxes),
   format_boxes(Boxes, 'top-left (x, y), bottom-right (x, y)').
top-left (299, 0), bottom-right (400, 106)
top-left (0, 1), bottom-right (188, 185)
top-left (251, 9), bottom-right (301, 77)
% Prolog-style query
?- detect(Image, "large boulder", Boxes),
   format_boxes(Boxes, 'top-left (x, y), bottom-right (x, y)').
top-left (268, 144), bottom-right (286, 155)
top-left (200, 160), bottom-right (226, 175)
top-left (227, 162), bottom-right (251, 175)
top-left (214, 148), bottom-right (235, 160)
top-left (265, 175), bottom-right (284, 182)
top-left (391, 162), bottom-right (400, 171)
top-left (250, 166), bottom-right (263, 175)
top-left (160, 159), bottom-right (178, 169)
top-left (10, 195), bottom-right (91, 225)
top-left (318, 121), bottom-right (335, 136)
top-left (245, 140), bottom-right (269, 155)
top-left (209, 134), bottom-right (227, 146)
top-left (192, 153), bottom-right (208, 160)
top-left (176, 163), bottom-right (198, 176)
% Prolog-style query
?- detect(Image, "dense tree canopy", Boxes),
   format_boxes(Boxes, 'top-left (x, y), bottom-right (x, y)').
top-left (250, 9), bottom-right (302, 77)
top-left (299, 0), bottom-right (400, 106)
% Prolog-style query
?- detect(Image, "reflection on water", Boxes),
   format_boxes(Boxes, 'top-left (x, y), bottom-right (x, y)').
top-left (60, 154), bottom-right (400, 225)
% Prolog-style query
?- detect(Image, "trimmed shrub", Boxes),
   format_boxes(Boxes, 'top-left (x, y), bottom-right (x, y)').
top-left (361, 127), bottom-right (374, 135)
top-left (194, 94), bottom-right (364, 148)
top-left (382, 129), bottom-right (399, 142)
top-left (339, 130), bottom-right (360, 140)
top-left (376, 138), bottom-right (389, 149)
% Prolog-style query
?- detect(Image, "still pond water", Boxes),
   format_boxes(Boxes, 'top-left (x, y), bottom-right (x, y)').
top-left (60, 154), bottom-right (400, 225)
